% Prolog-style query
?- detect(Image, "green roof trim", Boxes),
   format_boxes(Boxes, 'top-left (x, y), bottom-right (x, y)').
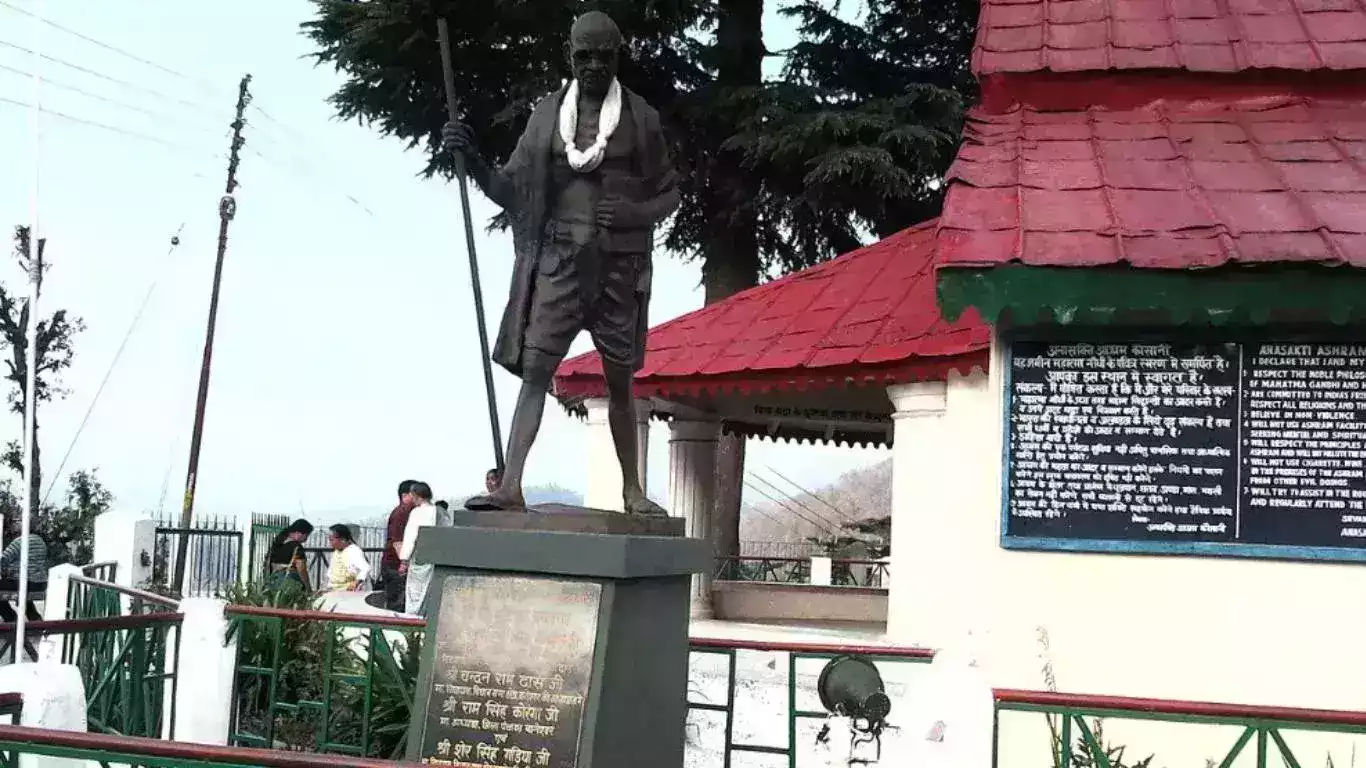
top-left (936, 265), bottom-right (1366, 326)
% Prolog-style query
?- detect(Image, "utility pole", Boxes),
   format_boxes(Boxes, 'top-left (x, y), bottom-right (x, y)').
top-left (172, 74), bottom-right (251, 595)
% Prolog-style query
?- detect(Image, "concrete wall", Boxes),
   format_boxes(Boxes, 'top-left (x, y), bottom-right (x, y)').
top-left (889, 334), bottom-right (1366, 766)
top-left (711, 582), bottom-right (887, 625)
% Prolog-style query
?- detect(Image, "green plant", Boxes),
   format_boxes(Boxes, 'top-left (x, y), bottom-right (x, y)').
top-left (225, 582), bottom-right (422, 758)
top-left (1036, 627), bottom-right (1154, 768)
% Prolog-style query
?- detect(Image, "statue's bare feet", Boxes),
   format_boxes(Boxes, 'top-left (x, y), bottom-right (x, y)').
top-left (624, 490), bottom-right (668, 517)
top-left (465, 488), bottom-right (527, 511)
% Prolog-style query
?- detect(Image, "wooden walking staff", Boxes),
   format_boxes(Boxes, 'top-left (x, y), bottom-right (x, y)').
top-left (437, 17), bottom-right (505, 473)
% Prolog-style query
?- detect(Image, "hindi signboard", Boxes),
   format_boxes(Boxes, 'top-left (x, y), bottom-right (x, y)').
top-left (1005, 339), bottom-right (1366, 559)
top-left (417, 575), bottom-right (602, 768)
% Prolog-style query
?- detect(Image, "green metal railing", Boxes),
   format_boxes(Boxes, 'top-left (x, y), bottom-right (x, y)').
top-left (0, 722), bottom-right (411, 768)
top-left (63, 576), bottom-right (183, 739)
top-left (994, 689), bottom-right (1366, 768)
top-left (225, 604), bottom-right (423, 758)
top-left (215, 604), bottom-right (1366, 767)
top-left (687, 637), bottom-right (932, 768)
top-left (713, 556), bottom-right (811, 583)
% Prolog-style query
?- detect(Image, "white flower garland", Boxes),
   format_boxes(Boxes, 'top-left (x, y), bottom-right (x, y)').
top-left (558, 78), bottom-right (622, 173)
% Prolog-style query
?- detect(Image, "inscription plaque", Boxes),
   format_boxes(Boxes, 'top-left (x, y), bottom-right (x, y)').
top-left (418, 575), bottom-right (602, 768)
top-left (1006, 339), bottom-right (1366, 558)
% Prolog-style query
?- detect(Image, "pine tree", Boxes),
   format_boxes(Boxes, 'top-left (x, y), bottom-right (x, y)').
top-left (301, 0), bottom-right (976, 289)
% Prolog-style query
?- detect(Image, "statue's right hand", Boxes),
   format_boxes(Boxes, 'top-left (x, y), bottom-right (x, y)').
top-left (441, 121), bottom-right (476, 158)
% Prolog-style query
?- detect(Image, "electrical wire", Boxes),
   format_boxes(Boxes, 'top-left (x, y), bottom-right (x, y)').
top-left (762, 463), bottom-right (857, 523)
top-left (0, 38), bottom-right (217, 117)
top-left (4, 4), bottom-right (384, 218)
top-left (0, 94), bottom-right (213, 154)
top-left (40, 225), bottom-right (186, 506)
top-left (744, 475), bottom-right (839, 536)
top-left (747, 470), bottom-right (845, 533)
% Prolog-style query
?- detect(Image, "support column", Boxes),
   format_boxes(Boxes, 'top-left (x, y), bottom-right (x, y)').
top-left (163, 597), bottom-right (236, 743)
top-left (669, 419), bottom-right (720, 619)
top-left (886, 381), bottom-right (948, 645)
top-left (93, 510), bottom-right (155, 590)
top-left (583, 399), bottom-right (652, 512)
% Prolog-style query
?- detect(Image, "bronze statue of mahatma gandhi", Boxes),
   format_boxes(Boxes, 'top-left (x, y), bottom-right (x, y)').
top-left (443, 11), bottom-right (678, 516)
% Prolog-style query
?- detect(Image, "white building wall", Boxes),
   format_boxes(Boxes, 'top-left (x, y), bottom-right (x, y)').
top-left (886, 332), bottom-right (1366, 766)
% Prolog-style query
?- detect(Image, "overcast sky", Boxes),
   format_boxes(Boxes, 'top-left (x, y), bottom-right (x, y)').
top-left (0, 0), bottom-right (887, 520)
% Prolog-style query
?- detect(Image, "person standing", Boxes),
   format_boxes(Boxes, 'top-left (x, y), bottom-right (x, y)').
top-left (382, 479), bottom-right (417, 611)
top-left (400, 481), bottom-right (437, 615)
top-left (265, 519), bottom-right (314, 593)
top-left (325, 524), bottom-right (371, 592)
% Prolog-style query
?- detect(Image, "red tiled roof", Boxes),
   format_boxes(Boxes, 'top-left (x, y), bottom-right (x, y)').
top-left (554, 221), bottom-right (991, 400)
top-left (935, 91), bottom-right (1366, 269)
top-left (974, 0), bottom-right (1366, 75)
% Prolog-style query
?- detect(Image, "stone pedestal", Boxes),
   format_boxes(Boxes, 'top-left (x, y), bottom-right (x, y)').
top-left (407, 506), bottom-right (709, 768)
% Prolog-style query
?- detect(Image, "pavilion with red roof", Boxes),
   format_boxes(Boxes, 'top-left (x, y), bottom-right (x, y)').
top-left (555, 3), bottom-right (1366, 726)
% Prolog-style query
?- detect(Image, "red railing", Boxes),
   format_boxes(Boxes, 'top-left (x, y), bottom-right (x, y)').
top-left (995, 688), bottom-right (1366, 728)
top-left (0, 723), bottom-right (416, 767)
top-left (223, 603), bottom-right (425, 628)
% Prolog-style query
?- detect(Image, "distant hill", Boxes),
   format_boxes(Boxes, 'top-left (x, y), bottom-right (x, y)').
top-left (739, 459), bottom-right (892, 553)
top-left (311, 484), bottom-right (585, 530)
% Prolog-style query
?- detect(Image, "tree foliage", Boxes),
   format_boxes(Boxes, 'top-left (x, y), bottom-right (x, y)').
top-left (302, 0), bottom-right (978, 289)
top-left (0, 469), bottom-right (111, 567)
top-left (0, 226), bottom-right (86, 516)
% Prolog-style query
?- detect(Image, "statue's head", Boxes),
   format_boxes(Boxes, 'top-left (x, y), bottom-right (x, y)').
top-left (568, 11), bottom-right (622, 99)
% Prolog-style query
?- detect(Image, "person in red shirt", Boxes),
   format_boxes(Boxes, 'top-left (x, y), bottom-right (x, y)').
top-left (381, 479), bottom-right (417, 612)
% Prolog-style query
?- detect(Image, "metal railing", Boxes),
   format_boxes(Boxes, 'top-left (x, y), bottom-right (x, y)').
top-left (0, 722), bottom-right (412, 768)
top-left (739, 541), bottom-right (829, 559)
top-left (225, 604), bottom-right (424, 758)
top-left (153, 516), bottom-right (243, 597)
top-left (714, 556), bottom-right (811, 583)
top-left (220, 603), bottom-right (932, 764)
top-left (830, 559), bottom-right (889, 588)
top-left (81, 560), bottom-right (120, 582)
top-left (714, 556), bottom-right (889, 588)
top-left (687, 637), bottom-right (932, 768)
top-left (64, 576), bottom-right (183, 739)
top-left (994, 689), bottom-right (1366, 768)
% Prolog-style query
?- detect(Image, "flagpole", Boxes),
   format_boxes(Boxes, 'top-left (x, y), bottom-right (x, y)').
top-left (436, 18), bottom-right (504, 473)
top-left (18, 0), bottom-right (46, 664)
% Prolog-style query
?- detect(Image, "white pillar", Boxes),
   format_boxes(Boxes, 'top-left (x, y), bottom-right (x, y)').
top-left (886, 382), bottom-right (948, 644)
top-left (93, 510), bottom-right (155, 590)
top-left (583, 398), bottom-right (651, 512)
top-left (810, 556), bottom-right (833, 586)
top-left (669, 419), bottom-right (720, 619)
top-left (38, 564), bottom-right (82, 663)
top-left (162, 597), bottom-right (234, 744)
top-left (0, 661), bottom-right (87, 768)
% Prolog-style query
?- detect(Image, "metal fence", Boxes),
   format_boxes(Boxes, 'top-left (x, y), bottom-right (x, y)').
top-left (714, 556), bottom-right (889, 588)
top-left (57, 576), bottom-right (183, 739)
top-left (152, 514), bottom-right (242, 597)
top-left (738, 540), bottom-right (827, 559)
top-left (225, 604), bottom-right (423, 759)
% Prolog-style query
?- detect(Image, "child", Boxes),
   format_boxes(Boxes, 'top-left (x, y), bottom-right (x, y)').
top-left (325, 524), bottom-right (371, 592)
